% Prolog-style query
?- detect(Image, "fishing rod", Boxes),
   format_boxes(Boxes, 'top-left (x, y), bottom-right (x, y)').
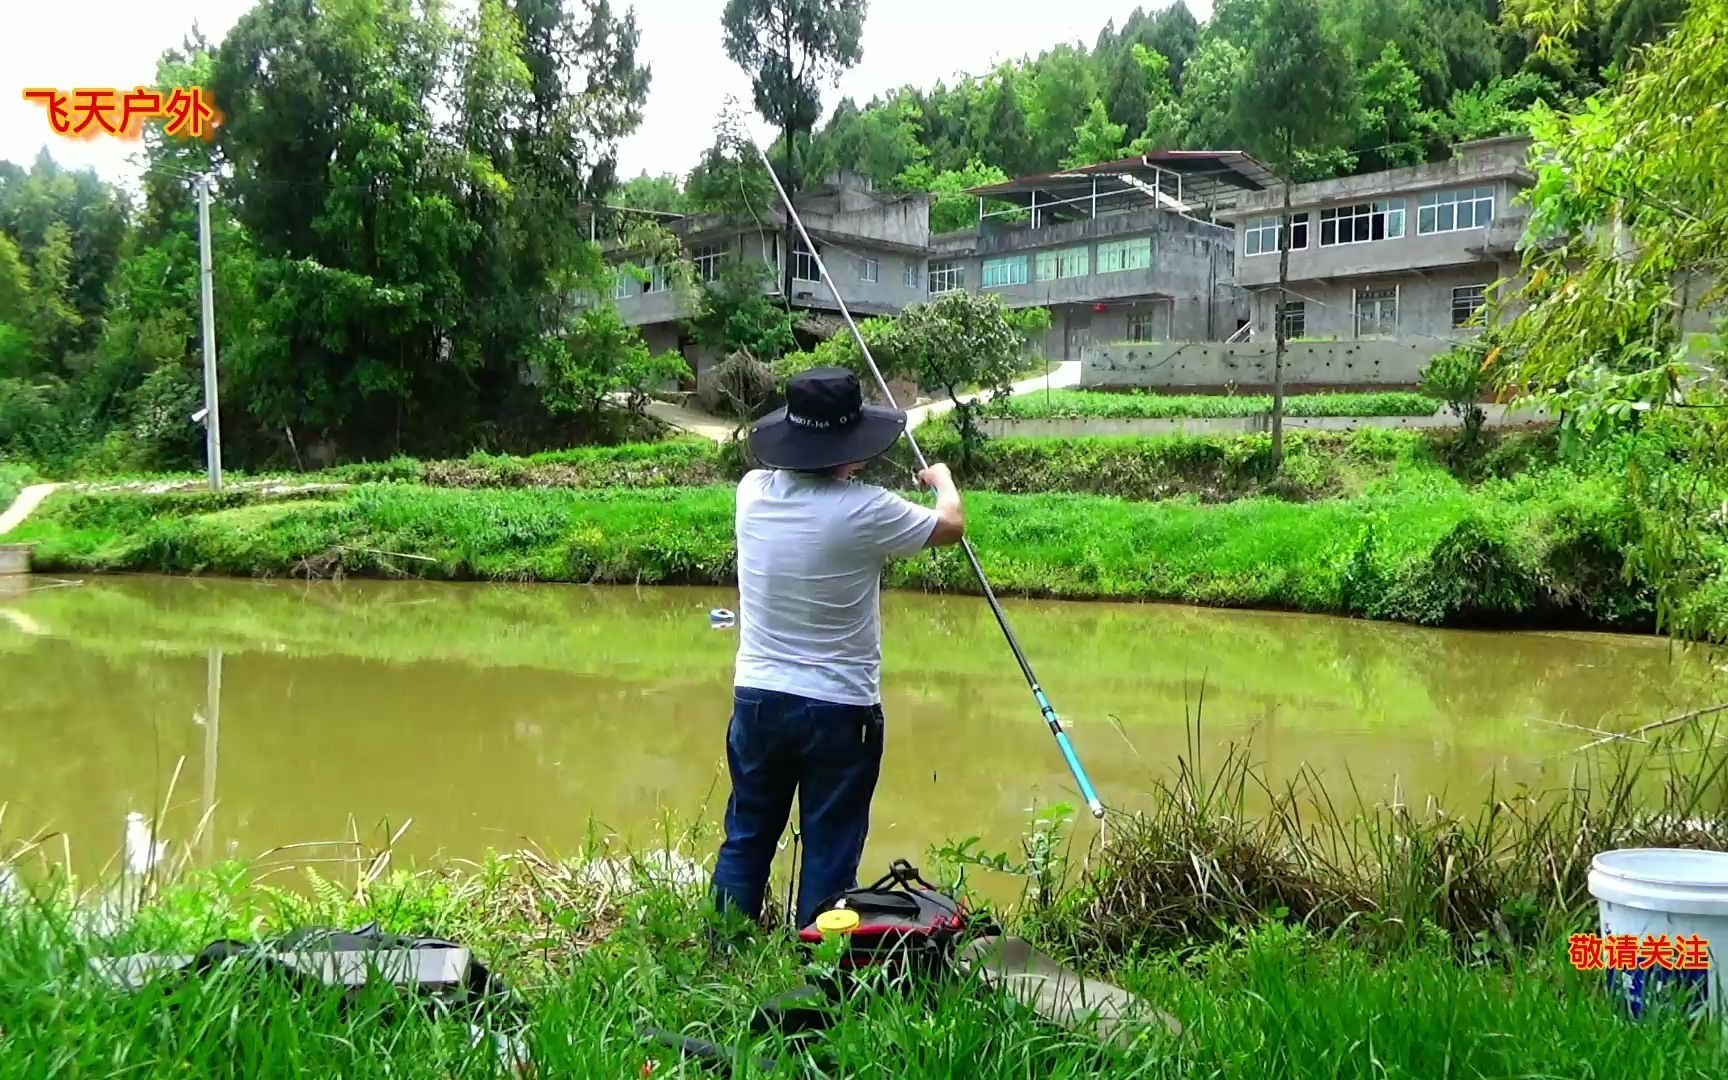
top-left (751, 144), bottom-right (1106, 821)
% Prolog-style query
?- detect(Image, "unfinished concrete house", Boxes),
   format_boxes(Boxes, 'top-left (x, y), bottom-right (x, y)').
top-left (606, 173), bottom-right (931, 390)
top-left (1216, 136), bottom-right (1535, 345)
top-left (934, 152), bottom-right (1274, 359)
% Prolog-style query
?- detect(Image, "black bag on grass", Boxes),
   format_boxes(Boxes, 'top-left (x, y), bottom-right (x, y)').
top-left (797, 860), bottom-right (982, 979)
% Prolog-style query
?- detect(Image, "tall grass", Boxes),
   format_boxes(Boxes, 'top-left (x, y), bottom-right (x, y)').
top-left (981, 389), bottom-right (1439, 421)
top-left (1029, 718), bottom-right (1728, 964)
top-left (5, 730), bottom-right (1727, 1080)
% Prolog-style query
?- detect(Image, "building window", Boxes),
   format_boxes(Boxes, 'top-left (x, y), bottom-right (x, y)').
top-left (612, 268), bottom-right (634, 300)
top-left (903, 264), bottom-right (920, 290)
top-left (1355, 286), bottom-right (1398, 336)
top-left (1244, 215), bottom-right (1308, 257)
top-left (647, 262), bottom-right (672, 293)
top-left (1098, 237), bottom-right (1153, 274)
top-left (1319, 200), bottom-right (1406, 247)
top-left (790, 238), bottom-right (822, 283)
top-left (928, 259), bottom-right (964, 294)
top-left (1277, 300), bottom-right (1305, 339)
top-left (1452, 284), bottom-right (1489, 327)
top-left (858, 256), bottom-right (879, 283)
top-left (1035, 246), bottom-right (1089, 280)
top-left (981, 255), bottom-right (1029, 288)
top-left (1127, 309), bottom-right (1164, 342)
top-left (692, 244), bottom-right (725, 284)
top-left (1419, 187), bottom-right (1496, 235)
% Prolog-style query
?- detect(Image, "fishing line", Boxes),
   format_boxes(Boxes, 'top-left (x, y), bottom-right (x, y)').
top-left (751, 141), bottom-right (1107, 821)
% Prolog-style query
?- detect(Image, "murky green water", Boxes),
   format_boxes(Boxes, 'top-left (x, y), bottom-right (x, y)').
top-left (0, 575), bottom-right (1718, 878)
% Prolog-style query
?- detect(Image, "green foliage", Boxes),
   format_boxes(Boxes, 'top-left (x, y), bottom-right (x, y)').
top-left (200, 0), bottom-right (650, 460)
top-left (1420, 340), bottom-right (1493, 454)
top-left (5, 829), bottom-right (1728, 1078)
top-left (893, 160), bottom-right (1014, 235)
top-left (1494, 0), bottom-right (1728, 640)
top-left (614, 172), bottom-right (690, 213)
top-left (803, 91), bottom-right (929, 188)
top-left (1233, 0), bottom-right (1356, 175)
top-left (0, 460), bottom-right (34, 509)
top-left (1355, 43), bottom-right (1442, 171)
top-left (1061, 99), bottom-right (1130, 169)
top-left (1441, 71), bottom-right (1561, 142)
top-left (688, 262), bottom-right (797, 361)
top-left (536, 306), bottom-right (684, 418)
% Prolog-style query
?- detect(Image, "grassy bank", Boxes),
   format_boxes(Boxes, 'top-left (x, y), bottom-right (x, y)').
top-left (9, 451), bottom-right (1651, 628)
top-left (980, 389), bottom-right (1440, 421)
top-left (6, 728), bottom-right (1726, 1077)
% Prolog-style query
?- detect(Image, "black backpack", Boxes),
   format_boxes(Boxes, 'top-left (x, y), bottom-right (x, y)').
top-left (797, 860), bottom-right (984, 978)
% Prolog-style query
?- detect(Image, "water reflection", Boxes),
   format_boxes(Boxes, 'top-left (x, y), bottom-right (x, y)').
top-left (0, 575), bottom-right (1717, 876)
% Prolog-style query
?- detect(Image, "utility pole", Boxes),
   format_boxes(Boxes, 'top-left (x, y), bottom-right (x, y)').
top-left (197, 175), bottom-right (223, 491)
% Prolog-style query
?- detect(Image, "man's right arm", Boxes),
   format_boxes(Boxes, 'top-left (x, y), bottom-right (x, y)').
top-left (918, 463), bottom-right (966, 548)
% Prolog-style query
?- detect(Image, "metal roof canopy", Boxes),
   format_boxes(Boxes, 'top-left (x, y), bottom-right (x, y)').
top-left (965, 151), bottom-right (1279, 226)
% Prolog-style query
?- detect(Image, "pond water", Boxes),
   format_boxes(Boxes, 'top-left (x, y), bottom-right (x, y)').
top-left (0, 575), bottom-right (1718, 881)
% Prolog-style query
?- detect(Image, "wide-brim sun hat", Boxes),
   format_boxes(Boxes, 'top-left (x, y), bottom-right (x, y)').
top-left (749, 366), bottom-right (906, 471)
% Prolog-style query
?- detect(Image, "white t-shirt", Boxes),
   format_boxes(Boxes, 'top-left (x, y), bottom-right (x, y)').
top-left (733, 468), bottom-right (939, 706)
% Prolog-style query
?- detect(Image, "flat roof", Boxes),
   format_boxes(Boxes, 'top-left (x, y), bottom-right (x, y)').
top-left (966, 150), bottom-right (1279, 206)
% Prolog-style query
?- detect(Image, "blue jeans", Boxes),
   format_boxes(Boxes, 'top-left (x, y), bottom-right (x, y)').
top-left (712, 686), bottom-right (884, 928)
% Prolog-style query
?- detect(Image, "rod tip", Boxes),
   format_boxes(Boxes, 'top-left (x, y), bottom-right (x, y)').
top-left (1088, 800), bottom-right (1106, 820)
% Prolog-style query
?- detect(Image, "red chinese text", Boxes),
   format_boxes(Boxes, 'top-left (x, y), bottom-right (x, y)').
top-left (1569, 933), bottom-right (1711, 971)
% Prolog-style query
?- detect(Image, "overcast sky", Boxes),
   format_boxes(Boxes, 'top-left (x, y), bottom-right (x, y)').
top-left (1, 0), bottom-right (1211, 189)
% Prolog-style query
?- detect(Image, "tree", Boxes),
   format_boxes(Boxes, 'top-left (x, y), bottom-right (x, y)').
top-left (967, 67), bottom-right (1038, 177)
top-left (804, 89), bottom-right (926, 188)
top-left (1442, 71), bottom-right (1561, 143)
top-left (720, 0), bottom-right (867, 191)
top-left (1494, 0), bottom-right (1728, 639)
top-left (896, 290), bottom-right (1029, 469)
top-left (689, 262), bottom-right (797, 361)
top-left (1232, 0), bottom-right (1355, 470)
top-left (685, 104), bottom-right (779, 216)
top-left (1026, 44), bottom-right (1099, 166)
top-left (1147, 1), bottom-right (1202, 88)
top-left (537, 304), bottom-right (685, 420)
top-left (1176, 37), bottom-right (1248, 149)
top-left (211, 0), bottom-right (650, 458)
top-left (616, 173), bottom-right (690, 213)
top-left (1354, 43), bottom-right (1442, 171)
top-left (27, 222), bottom-right (81, 364)
top-left (1062, 99), bottom-right (1129, 168)
top-left (721, 0), bottom-right (867, 306)
top-left (894, 159), bottom-right (1013, 234)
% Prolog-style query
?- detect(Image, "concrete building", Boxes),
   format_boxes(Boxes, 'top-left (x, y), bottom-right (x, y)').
top-left (607, 173), bottom-right (930, 388)
top-left (942, 151), bottom-right (1272, 359)
top-left (1216, 136), bottom-right (1535, 344)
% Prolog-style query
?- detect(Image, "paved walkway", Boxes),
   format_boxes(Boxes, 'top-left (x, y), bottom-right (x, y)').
top-left (905, 361), bottom-right (1082, 430)
top-left (0, 483), bottom-right (63, 537)
top-left (640, 398), bottom-right (739, 442)
top-left (635, 361), bottom-right (1086, 443)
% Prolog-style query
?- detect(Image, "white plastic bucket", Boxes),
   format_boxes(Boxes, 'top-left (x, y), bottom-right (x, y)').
top-left (1588, 848), bottom-right (1728, 1024)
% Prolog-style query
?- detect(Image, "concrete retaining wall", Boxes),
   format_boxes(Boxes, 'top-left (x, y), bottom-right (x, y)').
top-left (980, 405), bottom-right (1548, 439)
top-left (1083, 340), bottom-right (1447, 390)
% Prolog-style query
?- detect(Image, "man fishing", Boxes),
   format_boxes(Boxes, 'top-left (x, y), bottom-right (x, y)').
top-left (712, 365), bottom-right (966, 930)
